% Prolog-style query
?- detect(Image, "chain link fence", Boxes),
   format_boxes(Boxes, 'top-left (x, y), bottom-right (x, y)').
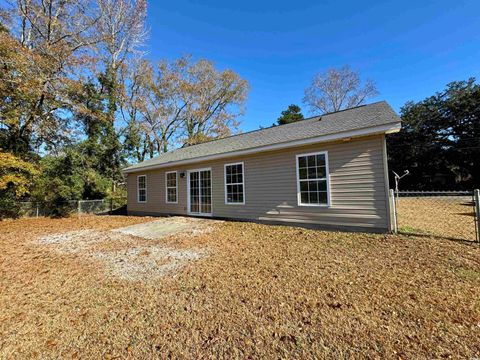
top-left (392, 190), bottom-right (479, 242)
top-left (16, 197), bottom-right (127, 218)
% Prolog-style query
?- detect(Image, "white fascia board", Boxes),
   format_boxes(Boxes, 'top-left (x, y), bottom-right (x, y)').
top-left (123, 122), bottom-right (401, 174)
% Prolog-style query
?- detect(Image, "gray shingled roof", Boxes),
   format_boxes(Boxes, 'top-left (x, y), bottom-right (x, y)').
top-left (124, 101), bottom-right (400, 172)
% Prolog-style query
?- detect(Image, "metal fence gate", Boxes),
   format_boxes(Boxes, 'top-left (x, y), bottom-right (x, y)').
top-left (391, 190), bottom-right (479, 242)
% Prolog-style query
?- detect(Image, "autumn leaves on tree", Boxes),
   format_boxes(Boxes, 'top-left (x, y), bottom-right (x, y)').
top-left (122, 56), bottom-right (248, 163)
top-left (0, 0), bottom-right (249, 213)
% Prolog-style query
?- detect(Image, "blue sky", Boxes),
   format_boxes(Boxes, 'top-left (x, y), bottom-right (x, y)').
top-left (145, 0), bottom-right (480, 132)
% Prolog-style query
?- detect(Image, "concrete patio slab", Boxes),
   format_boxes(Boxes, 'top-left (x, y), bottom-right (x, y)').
top-left (111, 216), bottom-right (220, 239)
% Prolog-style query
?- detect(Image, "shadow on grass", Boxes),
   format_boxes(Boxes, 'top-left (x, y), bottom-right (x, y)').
top-left (96, 205), bottom-right (128, 216)
top-left (455, 212), bottom-right (476, 217)
top-left (398, 230), bottom-right (479, 247)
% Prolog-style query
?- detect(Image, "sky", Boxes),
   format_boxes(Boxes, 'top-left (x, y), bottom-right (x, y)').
top-left (145, 0), bottom-right (480, 132)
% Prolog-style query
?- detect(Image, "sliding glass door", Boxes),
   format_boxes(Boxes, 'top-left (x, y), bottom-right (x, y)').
top-left (188, 169), bottom-right (212, 215)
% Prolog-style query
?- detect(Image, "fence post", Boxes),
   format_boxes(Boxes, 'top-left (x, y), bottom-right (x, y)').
top-left (475, 189), bottom-right (480, 243)
top-left (389, 189), bottom-right (398, 234)
top-left (36, 203), bottom-right (39, 218)
top-left (77, 200), bottom-right (81, 217)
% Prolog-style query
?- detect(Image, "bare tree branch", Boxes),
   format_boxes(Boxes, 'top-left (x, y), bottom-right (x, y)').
top-left (303, 65), bottom-right (379, 115)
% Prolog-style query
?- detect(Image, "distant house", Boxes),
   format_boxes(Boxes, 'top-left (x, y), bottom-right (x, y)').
top-left (123, 101), bottom-right (401, 232)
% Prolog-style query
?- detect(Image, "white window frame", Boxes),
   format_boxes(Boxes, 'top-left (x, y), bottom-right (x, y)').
top-left (295, 151), bottom-right (330, 207)
top-left (224, 161), bottom-right (245, 205)
top-left (165, 171), bottom-right (178, 204)
top-left (137, 174), bottom-right (147, 203)
top-left (187, 167), bottom-right (213, 216)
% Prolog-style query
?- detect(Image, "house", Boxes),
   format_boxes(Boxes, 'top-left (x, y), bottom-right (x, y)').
top-left (123, 101), bottom-right (401, 232)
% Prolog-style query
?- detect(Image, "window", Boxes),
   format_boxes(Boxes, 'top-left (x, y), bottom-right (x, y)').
top-left (137, 175), bottom-right (147, 203)
top-left (165, 171), bottom-right (177, 203)
top-left (225, 162), bottom-right (245, 204)
top-left (296, 152), bottom-right (329, 206)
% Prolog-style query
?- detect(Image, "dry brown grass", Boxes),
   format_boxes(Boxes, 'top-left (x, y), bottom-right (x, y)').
top-left (1, 215), bottom-right (479, 359)
top-left (397, 197), bottom-right (477, 241)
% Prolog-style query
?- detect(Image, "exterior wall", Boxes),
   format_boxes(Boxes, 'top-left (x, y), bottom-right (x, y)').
top-left (127, 134), bottom-right (391, 231)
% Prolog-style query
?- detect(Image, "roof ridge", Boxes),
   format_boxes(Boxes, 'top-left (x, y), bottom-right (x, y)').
top-left (124, 100), bottom-right (398, 170)
top-left (167, 101), bottom-right (385, 153)
top-left (173, 115), bottom-right (320, 150)
top-left (321, 102), bottom-right (371, 116)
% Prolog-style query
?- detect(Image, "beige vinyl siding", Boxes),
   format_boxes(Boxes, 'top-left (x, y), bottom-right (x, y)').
top-left (127, 134), bottom-right (390, 231)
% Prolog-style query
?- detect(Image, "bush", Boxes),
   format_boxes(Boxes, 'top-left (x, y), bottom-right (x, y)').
top-left (0, 152), bottom-right (38, 219)
top-left (0, 194), bottom-right (22, 219)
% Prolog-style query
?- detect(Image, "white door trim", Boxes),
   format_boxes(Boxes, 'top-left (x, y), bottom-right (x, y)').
top-left (187, 167), bottom-right (213, 216)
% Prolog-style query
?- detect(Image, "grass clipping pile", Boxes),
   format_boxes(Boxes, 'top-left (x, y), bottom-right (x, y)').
top-left (37, 217), bottom-right (215, 281)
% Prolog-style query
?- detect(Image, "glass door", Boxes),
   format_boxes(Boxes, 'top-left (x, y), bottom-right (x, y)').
top-left (188, 169), bottom-right (212, 215)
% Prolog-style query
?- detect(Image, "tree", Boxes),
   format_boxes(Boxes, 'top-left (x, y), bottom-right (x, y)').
top-left (0, 1), bottom-right (253, 218)
top-left (387, 78), bottom-right (480, 190)
top-left (277, 104), bottom-right (304, 125)
top-left (68, 80), bottom-right (107, 159)
top-left (139, 58), bottom-right (184, 154)
top-left (94, 0), bottom-right (148, 180)
top-left (32, 147), bottom-right (112, 216)
top-left (121, 58), bottom-right (184, 160)
top-left (0, 151), bottom-right (38, 218)
top-left (303, 65), bottom-right (378, 114)
top-left (122, 56), bottom-right (249, 158)
top-left (121, 59), bottom-right (153, 162)
top-left (0, 0), bottom-right (99, 156)
top-left (0, 30), bottom-right (48, 156)
top-left (179, 57), bottom-right (249, 146)
top-left (95, 0), bottom-right (148, 124)
top-left (67, 78), bottom-right (118, 182)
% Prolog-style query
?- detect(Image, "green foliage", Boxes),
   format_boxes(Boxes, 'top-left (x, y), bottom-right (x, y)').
top-left (69, 77), bottom-right (125, 183)
top-left (0, 152), bottom-right (38, 219)
top-left (123, 120), bottom-right (144, 162)
top-left (97, 121), bottom-right (124, 182)
top-left (277, 104), bottom-right (304, 125)
top-left (0, 0), bottom-right (136, 218)
top-left (388, 78), bottom-right (480, 190)
top-left (97, 69), bottom-right (125, 181)
top-left (32, 148), bottom-right (112, 216)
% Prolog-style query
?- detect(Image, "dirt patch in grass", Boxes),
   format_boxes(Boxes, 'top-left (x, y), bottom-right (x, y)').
top-left (1, 216), bottom-right (479, 358)
top-left (112, 216), bottom-right (220, 239)
top-left (37, 227), bottom-right (208, 281)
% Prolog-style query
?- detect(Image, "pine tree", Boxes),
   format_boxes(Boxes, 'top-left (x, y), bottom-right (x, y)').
top-left (277, 105), bottom-right (304, 125)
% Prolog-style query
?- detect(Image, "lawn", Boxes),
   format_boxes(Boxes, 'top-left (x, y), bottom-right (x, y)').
top-left (396, 196), bottom-right (477, 241)
top-left (0, 216), bottom-right (479, 358)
